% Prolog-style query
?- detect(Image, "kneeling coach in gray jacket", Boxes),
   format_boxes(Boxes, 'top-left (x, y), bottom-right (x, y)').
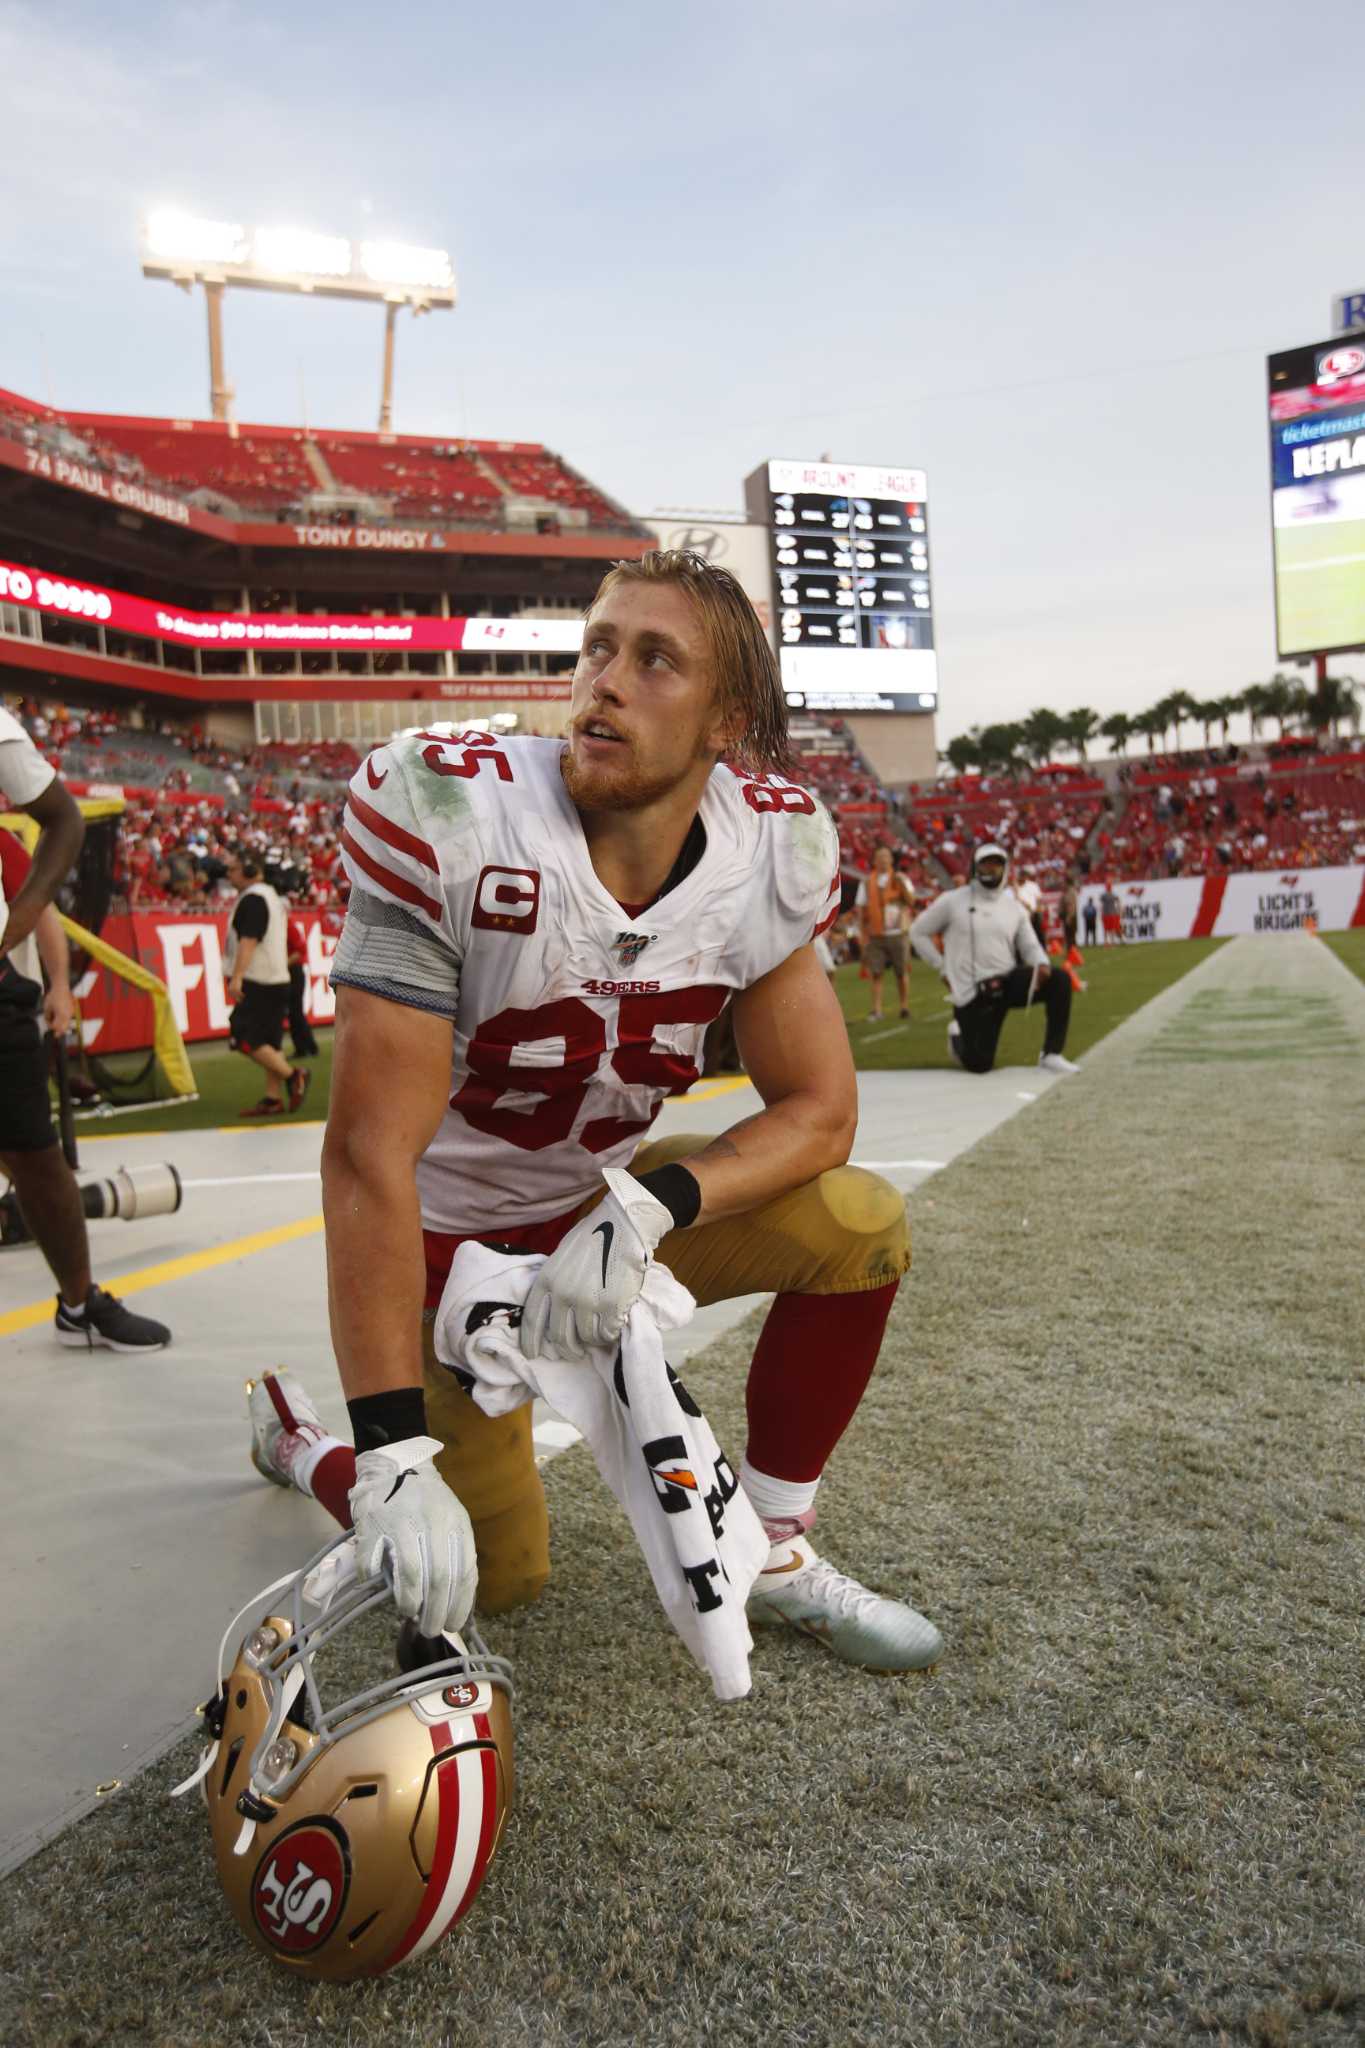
top-left (909, 843), bottom-right (1079, 1075)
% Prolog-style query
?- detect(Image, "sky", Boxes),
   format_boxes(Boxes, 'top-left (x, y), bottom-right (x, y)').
top-left (2, 0), bottom-right (1363, 742)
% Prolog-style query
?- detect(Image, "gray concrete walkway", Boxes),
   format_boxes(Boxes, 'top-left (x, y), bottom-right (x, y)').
top-left (0, 1052), bottom-right (1073, 1877)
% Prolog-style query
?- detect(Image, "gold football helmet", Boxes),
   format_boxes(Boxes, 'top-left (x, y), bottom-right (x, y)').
top-left (173, 1535), bottom-right (514, 1982)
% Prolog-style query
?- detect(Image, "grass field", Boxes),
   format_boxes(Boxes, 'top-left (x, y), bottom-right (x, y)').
top-left (836, 936), bottom-right (1228, 1072)
top-left (1322, 928), bottom-right (1365, 986)
top-left (1274, 513), bottom-right (1365, 652)
top-left (5, 932), bottom-right (1361, 2046)
top-left (69, 938), bottom-right (1230, 1138)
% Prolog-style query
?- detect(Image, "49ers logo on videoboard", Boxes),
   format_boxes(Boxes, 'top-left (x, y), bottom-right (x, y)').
top-left (250, 1819), bottom-right (351, 1955)
top-left (471, 866), bottom-right (541, 934)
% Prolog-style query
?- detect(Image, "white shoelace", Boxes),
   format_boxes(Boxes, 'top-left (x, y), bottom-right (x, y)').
top-left (778, 1555), bottom-right (885, 1622)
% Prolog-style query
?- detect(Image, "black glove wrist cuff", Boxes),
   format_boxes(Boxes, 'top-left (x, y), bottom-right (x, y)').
top-left (635, 1161), bottom-right (702, 1231)
top-left (348, 1386), bottom-right (428, 1455)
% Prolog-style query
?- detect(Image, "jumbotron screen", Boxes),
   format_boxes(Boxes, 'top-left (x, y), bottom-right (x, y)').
top-left (746, 458), bottom-right (937, 714)
top-left (1268, 337), bottom-right (1365, 657)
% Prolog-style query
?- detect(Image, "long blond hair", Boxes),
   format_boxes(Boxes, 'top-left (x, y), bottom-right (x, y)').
top-left (590, 549), bottom-right (795, 778)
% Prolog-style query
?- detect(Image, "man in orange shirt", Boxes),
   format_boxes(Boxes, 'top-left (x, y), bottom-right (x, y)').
top-left (856, 846), bottom-right (915, 1021)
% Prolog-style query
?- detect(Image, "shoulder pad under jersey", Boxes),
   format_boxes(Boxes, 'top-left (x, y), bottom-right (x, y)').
top-left (751, 776), bottom-right (840, 921)
top-left (349, 729), bottom-right (512, 887)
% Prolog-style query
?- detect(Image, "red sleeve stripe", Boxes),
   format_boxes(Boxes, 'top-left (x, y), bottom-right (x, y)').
top-left (345, 789), bottom-right (439, 871)
top-left (340, 828), bottom-right (443, 922)
top-left (811, 898), bottom-right (841, 940)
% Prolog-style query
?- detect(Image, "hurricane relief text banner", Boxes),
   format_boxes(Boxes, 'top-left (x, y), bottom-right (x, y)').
top-left (74, 911), bottom-right (338, 1053)
top-left (0, 554), bottom-right (584, 655)
top-left (1081, 868), bottom-right (1365, 941)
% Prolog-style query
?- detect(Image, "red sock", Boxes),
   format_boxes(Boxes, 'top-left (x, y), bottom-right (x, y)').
top-left (744, 1281), bottom-right (900, 1483)
top-left (308, 1445), bottom-right (357, 1530)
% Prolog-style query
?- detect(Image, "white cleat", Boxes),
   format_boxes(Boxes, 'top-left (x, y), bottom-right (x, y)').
top-left (246, 1369), bottom-right (328, 1490)
top-left (1038, 1051), bottom-right (1080, 1075)
top-left (747, 1535), bottom-right (943, 1672)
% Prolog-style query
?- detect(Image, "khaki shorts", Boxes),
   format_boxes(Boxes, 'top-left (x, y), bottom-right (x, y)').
top-left (863, 930), bottom-right (908, 977)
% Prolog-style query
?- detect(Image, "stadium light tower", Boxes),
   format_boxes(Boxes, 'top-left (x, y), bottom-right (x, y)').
top-left (139, 211), bottom-right (456, 428)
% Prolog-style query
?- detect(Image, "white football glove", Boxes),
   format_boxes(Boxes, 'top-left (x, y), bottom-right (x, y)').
top-left (349, 1435), bottom-right (477, 1635)
top-left (521, 1167), bottom-right (674, 1362)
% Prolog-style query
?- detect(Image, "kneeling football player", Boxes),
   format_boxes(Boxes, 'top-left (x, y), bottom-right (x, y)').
top-left (251, 550), bottom-right (942, 1672)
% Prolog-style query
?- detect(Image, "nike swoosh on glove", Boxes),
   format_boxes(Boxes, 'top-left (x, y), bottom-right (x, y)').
top-left (520, 1166), bottom-right (675, 1363)
top-left (349, 1435), bottom-right (477, 1635)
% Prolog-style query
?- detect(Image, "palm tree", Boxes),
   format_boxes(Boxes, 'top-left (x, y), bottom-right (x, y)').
top-left (1240, 684), bottom-right (1272, 740)
top-left (1169, 690), bottom-right (1204, 753)
top-left (1099, 711), bottom-right (1135, 758)
top-left (1303, 675), bottom-right (1360, 741)
top-left (1061, 707), bottom-right (1100, 764)
top-left (976, 721), bottom-right (1027, 776)
top-left (1134, 706), bottom-right (1167, 755)
top-left (1196, 696), bottom-right (1227, 746)
top-left (1261, 674), bottom-right (1308, 738)
top-left (1021, 706), bottom-right (1067, 768)
top-left (942, 732), bottom-right (982, 775)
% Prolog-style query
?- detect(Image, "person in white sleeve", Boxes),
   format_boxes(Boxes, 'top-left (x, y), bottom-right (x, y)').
top-left (911, 841), bottom-right (1078, 1076)
top-left (0, 707), bottom-right (171, 1350)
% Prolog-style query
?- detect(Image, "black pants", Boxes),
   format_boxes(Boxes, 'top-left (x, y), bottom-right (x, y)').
top-left (1083, 910), bottom-right (1098, 946)
top-left (288, 961), bottom-right (319, 1058)
top-left (953, 967), bottom-right (1071, 1074)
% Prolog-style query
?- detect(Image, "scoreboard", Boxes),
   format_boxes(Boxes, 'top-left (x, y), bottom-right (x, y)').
top-left (1268, 337), bottom-right (1365, 657)
top-left (745, 458), bottom-right (938, 714)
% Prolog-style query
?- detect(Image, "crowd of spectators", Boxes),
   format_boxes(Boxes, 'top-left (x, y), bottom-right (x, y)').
top-left (1097, 758), bottom-right (1365, 879)
top-left (7, 699), bottom-right (1365, 937)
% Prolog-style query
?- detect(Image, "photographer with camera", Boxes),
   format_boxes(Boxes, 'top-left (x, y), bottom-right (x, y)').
top-left (0, 713), bottom-right (172, 1350)
top-left (910, 842), bottom-right (1079, 1076)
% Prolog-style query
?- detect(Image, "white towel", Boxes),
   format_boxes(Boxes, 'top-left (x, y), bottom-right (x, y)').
top-left (434, 1242), bottom-right (768, 1702)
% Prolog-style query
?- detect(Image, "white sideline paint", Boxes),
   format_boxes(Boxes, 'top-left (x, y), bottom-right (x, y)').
top-left (182, 1171), bottom-right (321, 1188)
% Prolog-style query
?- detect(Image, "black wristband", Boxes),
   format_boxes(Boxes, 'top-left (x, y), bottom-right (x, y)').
top-left (348, 1386), bottom-right (428, 1455)
top-left (635, 1161), bottom-right (702, 1231)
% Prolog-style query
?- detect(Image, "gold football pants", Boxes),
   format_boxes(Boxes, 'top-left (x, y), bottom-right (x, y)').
top-left (422, 1134), bottom-right (910, 1613)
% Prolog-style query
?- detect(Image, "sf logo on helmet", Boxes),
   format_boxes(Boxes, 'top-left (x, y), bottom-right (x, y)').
top-left (251, 1823), bottom-right (349, 1953)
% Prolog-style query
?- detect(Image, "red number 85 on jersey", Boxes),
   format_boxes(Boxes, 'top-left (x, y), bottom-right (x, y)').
top-left (451, 986), bottom-right (728, 1153)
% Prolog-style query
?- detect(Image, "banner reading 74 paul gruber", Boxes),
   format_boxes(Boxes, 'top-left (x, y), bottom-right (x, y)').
top-left (1268, 338), bottom-right (1365, 658)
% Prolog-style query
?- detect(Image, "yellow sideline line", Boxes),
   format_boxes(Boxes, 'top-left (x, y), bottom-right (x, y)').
top-left (5, 1078), bottom-right (751, 1336)
top-left (0, 1214), bottom-right (324, 1339)
top-left (671, 1075), bottom-right (752, 1104)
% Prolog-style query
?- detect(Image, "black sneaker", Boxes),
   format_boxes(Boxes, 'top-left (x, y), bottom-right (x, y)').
top-left (55, 1285), bottom-right (172, 1353)
top-left (239, 1096), bottom-right (285, 1119)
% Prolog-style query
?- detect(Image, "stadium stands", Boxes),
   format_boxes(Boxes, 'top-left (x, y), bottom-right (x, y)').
top-left (58, 415), bottom-right (317, 511)
top-left (314, 435), bottom-right (502, 516)
top-left (9, 698), bottom-right (1364, 927)
top-left (909, 783), bottom-right (1104, 884)
top-left (1, 382), bottom-right (637, 531)
top-left (479, 445), bottom-right (625, 524)
top-left (1100, 756), bottom-right (1365, 878)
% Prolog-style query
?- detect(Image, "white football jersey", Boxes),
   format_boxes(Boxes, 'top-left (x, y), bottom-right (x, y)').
top-left (334, 731), bottom-right (840, 1234)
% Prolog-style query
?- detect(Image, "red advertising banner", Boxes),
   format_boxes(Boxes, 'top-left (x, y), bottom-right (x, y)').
top-left (0, 554), bottom-right (584, 656)
top-left (73, 910), bottom-right (339, 1052)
